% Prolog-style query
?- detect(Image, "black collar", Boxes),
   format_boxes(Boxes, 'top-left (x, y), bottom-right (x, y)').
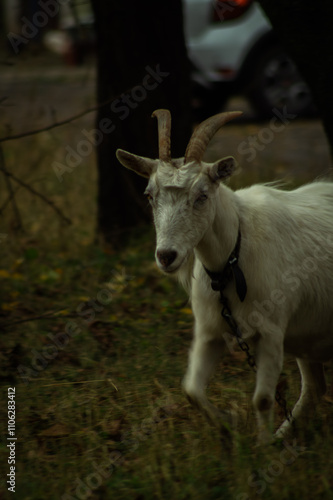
top-left (204, 230), bottom-right (247, 302)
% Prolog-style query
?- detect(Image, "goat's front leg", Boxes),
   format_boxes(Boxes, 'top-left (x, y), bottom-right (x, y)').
top-left (253, 330), bottom-right (284, 444)
top-left (182, 329), bottom-right (227, 428)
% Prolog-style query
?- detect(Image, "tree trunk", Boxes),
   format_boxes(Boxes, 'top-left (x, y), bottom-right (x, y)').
top-left (257, 0), bottom-right (333, 155)
top-left (90, 0), bottom-right (192, 245)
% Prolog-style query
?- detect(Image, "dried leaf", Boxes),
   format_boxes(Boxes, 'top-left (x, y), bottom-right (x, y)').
top-left (1, 301), bottom-right (19, 311)
top-left (39, 424), bottom-right (70, 437)
top-left (180, 308), bottom-right (192, 315)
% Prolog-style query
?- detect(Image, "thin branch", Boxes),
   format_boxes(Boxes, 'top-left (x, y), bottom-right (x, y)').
top-left (39, 379), bottom-right (116, 387)
top-left (0, 97), bottom-right (116, 143)
top-left (0, 184), bottom-right (21, 215)
top-left (0, 145), bottom-right (23, 230)
top-left (0, 310), bottom-right (118, 329)
top-left (0, 162), bottom-right (72, 225)
top-left (0, 310), bottom-right (78, 328)
top-left (0, 152), bottom-right (44, 214)
top-left (0, 76), bottom-right (149, 143)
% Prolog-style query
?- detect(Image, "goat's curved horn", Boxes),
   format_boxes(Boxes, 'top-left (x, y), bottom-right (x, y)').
top-left (184, 111), bottom-right (243, 163)
top-left (152, 109), bottom-right (172, 162)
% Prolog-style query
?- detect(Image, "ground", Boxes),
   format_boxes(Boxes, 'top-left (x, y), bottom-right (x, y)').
top-left (0, 49), bottom-right (333, 500)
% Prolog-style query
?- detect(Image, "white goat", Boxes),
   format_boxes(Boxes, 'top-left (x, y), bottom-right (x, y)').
top-left (117, 109), bottom-right (333, 443)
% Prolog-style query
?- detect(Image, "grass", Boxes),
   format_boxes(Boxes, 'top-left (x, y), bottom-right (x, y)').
top-left (1, 87), bottom-right (333, 499)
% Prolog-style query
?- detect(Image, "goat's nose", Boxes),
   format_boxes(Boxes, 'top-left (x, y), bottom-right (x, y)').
top-left (156, 249), bottom-right (177, 268)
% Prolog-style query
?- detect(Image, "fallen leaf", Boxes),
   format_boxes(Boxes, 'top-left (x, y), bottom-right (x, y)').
top-left (12, 273), bottom-right (23, 280)
top-left (180, 308), bottom-right (192, 315)
top-left (55, 309), bottom-right (70, 316)
top-left (1, 301), bottom-right (19, 311)
top-left (39, 424), bottom-right (70, 437)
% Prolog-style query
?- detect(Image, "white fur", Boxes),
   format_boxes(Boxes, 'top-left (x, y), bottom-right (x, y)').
top-left (186, 180), bottom-right (333, 442)
top-left (117, 148), bottom-right (333, 443)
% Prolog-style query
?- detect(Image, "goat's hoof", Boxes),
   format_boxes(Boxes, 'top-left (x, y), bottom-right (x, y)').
top-left (185, 393), bottom-right (201, 410)
top-left (201, 406), bottom-right (233, 446)
top-left (184, 393), bottom-right (237, 441)
top-left (275, 417), bottom-right (296, 440)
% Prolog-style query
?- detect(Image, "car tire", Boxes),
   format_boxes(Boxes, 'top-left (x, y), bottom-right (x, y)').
top-left (246, 45), bottom-right (315, 118)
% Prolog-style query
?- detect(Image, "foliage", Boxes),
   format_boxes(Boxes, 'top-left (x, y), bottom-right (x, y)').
top-left (1, 223), bottom-right (333, 500)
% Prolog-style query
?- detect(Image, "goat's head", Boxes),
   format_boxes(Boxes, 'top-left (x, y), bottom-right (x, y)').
top-left (116, 109), bottom-right (242, 273)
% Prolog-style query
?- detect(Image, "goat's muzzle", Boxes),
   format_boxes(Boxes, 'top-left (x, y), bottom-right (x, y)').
top-left (156, 249), bottom-right (178, 271)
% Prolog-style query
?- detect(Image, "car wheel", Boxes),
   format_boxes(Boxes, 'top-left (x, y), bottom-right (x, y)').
top-left (247, 46), bottom-right (315, 118)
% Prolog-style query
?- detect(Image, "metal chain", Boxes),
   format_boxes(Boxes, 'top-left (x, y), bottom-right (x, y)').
top-left (235, 335), bottom-right (257, 370)
top-left (220, 295), bottom-right (293, 423)
top-left (275, 390), bottom-right (293, 422)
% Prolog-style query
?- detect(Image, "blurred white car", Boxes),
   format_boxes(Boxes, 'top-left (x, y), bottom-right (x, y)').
top-left (183, 0), bottom-right (314, 118)
top-left (44, 0), bottom-right (314, 118)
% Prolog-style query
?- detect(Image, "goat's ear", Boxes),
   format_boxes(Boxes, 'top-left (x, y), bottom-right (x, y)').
top-left (116, 149), bottom-right (157, 178)
top-left (207, 156), bottom-right (237, 182)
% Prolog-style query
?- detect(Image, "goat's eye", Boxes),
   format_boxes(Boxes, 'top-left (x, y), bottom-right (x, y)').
top-left (144, 191), bottom-right (153, 202)
top-left (194, 193), bottom-right (208, 206)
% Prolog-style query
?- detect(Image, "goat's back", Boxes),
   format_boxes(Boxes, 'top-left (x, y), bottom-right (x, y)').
top-left (234, 181), bottom-right (333, 360)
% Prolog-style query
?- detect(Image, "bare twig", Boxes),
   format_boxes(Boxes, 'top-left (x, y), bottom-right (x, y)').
top-left (0, 97), bottom-right (116, 143)
top-left (0, 310), bottom-right (117, 329)
top-left (0, 161), bottom-right (72, 225)
top-left (39, 379), bottom-right (116, 387)
top-left (0, 145), bottom-right (23, 230)
top-left (0, 184), bottom-right (21, 215)
top-left (0, 152), bottom-right (44, 214)
top-left (0, 310), bottom-right (78, 328)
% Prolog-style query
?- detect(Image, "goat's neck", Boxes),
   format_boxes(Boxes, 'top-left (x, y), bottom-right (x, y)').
top-left (195, 185), bottom-right (239, 272)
